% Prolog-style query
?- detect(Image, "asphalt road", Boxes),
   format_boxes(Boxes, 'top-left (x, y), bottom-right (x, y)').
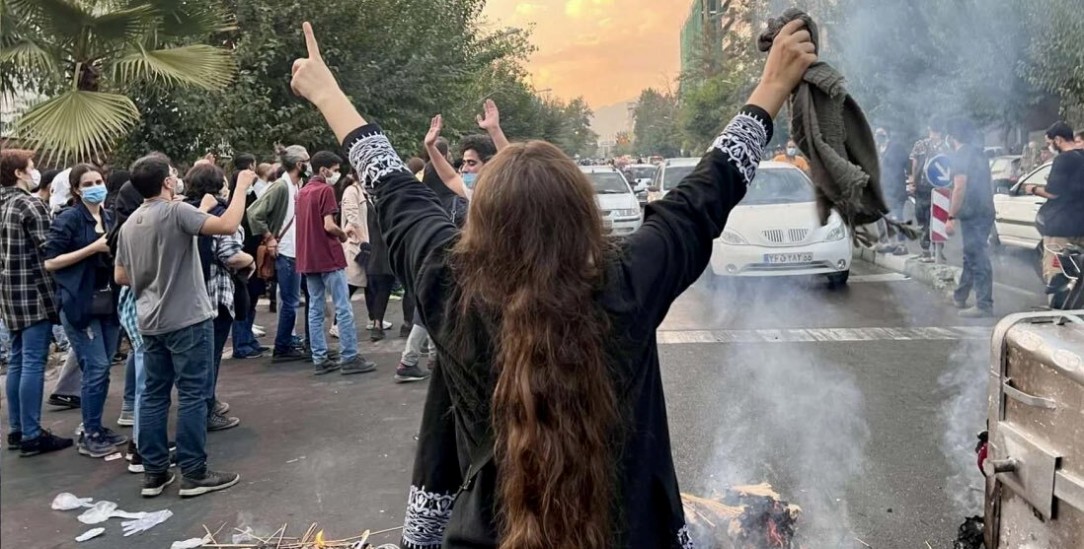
top-left (0, 260), bottom-right (1047, 549)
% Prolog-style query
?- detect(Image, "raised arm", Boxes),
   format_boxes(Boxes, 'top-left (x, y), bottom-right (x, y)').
top-left (291, 22), bottom-right (459, 330)
top-left (622, 19), bottom-right (815, 326)
top-left (425, 114), bottom-right (469, 198)
top-left (201, 170), bottom-right (253, 236)
top-left (476, 98), bottom-right (510, 151)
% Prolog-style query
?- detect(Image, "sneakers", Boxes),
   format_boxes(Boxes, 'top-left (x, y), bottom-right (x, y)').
top-left (313, 360), bottom-right (342, 376)
top-left (233, 348), bottom-right (266, 359)
top-left (953, 299), bottom-right (969, 309)
top-left (370, 327), bottom-right (385, 342)
top-left (395, 364), bottom-right (431, 383)
top-left (207, 412), bottom-right (241, 432)
top-left (78, 431), bottom-right (120, 458)
top-left (7, 430), bottom-right (21, 450)
top-left (141, 471), bottom-right (176, 497)
top-left (127, 441), bottom-right (178, 474)
top-left (272, 347), bottom-right (309, 363)
top-left (20, 430), bottom-right (73, 457)
top-left (340, 356), bottom-right (377, 375)
top-left (959, 307), bottom-right (995, 319)
top-left (252, 325), bottom-right (267, 338)
top-left (179, 469), bottom-right (240, 498)
top-left (213, 400), bottom-right (230, 415)
top-left (118, 410), bottom-right (135, 426)
top-left (399, 324), bottom-right (412, 338)
top-left (99, 427), bottom-right (129, 447)
top-left (47, 394), bottom-right (80, 409)
top-left (329, 324), bottom-right (340, 339)
top-left (892, 245), bottom-right (909, 256)
top-left (366, 320), bottom-right (393, 330)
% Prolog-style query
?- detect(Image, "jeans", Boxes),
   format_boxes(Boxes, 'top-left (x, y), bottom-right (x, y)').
top-left (123, 352), bottom-right (135, 413)
top-left (0, 318), bottom-right (9, 363)
top-left (365, 274), bottom-right (395, 323)
top-left (209, 306), bottom-right (233, 410)
top-left (53, 349), bottom-right (81, 397)
top-left (955, 216), bottom-right (995, 312)
top-left (402, 283), bottom-right (415, 329)
top-left (400, 324), bottom-right (430, 367)
top-left (306, 270), bottom-right (358, 363)
top-left (915, 192), bottom-right (932, 252)
top-left (231, 282), bottom-right (263, 357)
top-left (141, 320), bottom-right (213, 476)
top-left (130, 347), bottom-right (145, 443)
top-left (274, 255), bottom-right (301, 353)
top-left (6, 320), bottom-right (52, 439)
top-left (52, 324), bottom-right (68, 349)
top-left (61, 313), bottom-right (120, 435)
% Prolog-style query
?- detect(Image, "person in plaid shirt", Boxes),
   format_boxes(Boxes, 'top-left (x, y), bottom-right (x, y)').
top-left (0, 149), bottom-right (74, 456)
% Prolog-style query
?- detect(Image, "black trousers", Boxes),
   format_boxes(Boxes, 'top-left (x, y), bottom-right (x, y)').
top-left (365, 274), bottom-right (395, 322)
top-left (402, 283), bottom-right (415, 327)
top-left (915, 192), bottom-right (932, 252)
top-left (209, 305), bottom-right (233, 410)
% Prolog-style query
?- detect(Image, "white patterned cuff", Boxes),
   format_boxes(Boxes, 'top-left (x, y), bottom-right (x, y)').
top-left (708, 107), bottom-right (772, 185)
top-left (401, 484), bottom-right (456, 549)
top-left (343, 124), bottom-right (410, 189)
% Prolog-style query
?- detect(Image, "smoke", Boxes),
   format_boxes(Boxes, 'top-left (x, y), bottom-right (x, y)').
top-left (699, 281), bottom-right (870, 546)
top-left (937, 338), bottom-right (989, 515)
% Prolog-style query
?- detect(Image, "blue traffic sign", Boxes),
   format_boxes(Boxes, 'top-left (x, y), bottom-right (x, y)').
top-left (925, 154), bottom-right (952, 188)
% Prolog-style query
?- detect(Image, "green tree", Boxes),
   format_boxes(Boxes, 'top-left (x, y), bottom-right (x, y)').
top-left (632, 88), bottom-right (680, 157)
top-left (1, 0), bottom-right (236, 163)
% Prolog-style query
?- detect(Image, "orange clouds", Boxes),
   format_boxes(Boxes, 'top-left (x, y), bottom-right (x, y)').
top-left (483, 0), bottom-right (690, 106)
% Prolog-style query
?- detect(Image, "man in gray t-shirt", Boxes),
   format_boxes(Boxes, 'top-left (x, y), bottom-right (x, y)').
top-left (113, 154), bottom-right (253, 499)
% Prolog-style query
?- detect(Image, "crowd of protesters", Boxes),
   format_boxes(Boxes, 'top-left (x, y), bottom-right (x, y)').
top-left (0, 88), bottom-right (512, 500)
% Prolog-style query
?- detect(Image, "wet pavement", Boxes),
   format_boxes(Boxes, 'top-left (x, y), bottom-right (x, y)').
top-left (0, 261), bottom-right (1047, 549)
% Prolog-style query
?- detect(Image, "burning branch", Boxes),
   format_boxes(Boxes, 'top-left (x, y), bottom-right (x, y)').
top-left (200, 522), bottom-right (403, 549)
top-left (682, 484), bottom-right (802, 549)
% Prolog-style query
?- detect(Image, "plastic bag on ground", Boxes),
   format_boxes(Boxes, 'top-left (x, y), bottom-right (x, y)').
top-left (75, 528), bottom-right (105, 542)
top-left (77, 501), bottom-right (118, 524)
top-left (121, 509), bottom-right (173, 536)
top-left (52, 492), bottom-right (93, 511)
top-left (170, 535), bottom-right (211, 549)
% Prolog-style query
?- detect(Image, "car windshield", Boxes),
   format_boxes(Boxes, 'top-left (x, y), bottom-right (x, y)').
top-left (741, 168), bottom-right (815, 205)
top-left (663, 165), bottom-right (696, 190)
top-left (588, 172), bottom-right (630, 194)
top-left (628, 167), bottom-right (656, 179)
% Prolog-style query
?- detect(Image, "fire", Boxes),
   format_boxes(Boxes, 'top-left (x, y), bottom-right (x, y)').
top-left (681, 484), bottom-right (801, 549)
top-left (766, 517), bottom-right (785, 547)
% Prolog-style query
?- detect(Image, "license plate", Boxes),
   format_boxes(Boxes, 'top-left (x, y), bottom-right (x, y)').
top-left (764, 253), bottom-right (813, 264)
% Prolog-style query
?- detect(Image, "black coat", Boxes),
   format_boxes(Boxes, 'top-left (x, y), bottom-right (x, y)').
top-left (341, 105), bottom-right (772, 549)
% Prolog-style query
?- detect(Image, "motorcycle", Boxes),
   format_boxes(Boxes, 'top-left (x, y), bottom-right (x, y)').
top-left (1045, 243), bottom-right (1084, 310)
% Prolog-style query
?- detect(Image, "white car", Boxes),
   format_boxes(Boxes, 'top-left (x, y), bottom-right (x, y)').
top-left (993, 162), bottom-right (1051, 250)
top-left (647, 157), bottom-right (700, 202)
top-left (709, 162), bottom-right (852, 286)
top-left (580, 166), bottom-right (643, 236)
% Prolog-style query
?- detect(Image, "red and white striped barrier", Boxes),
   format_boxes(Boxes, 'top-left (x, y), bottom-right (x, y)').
top-left (930, 187), bottom-right (952, 243)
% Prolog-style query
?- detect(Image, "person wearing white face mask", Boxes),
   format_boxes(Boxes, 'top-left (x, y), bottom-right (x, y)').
top-left (295, 151), bottom-right (374, 375)
top-left (43, 163), bottom-right (125, 458)
top-left (1, 148), bottom-right (75, 456)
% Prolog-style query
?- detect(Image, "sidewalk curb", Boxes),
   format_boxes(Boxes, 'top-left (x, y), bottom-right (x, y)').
top-left (854, 246), bottom-right (962, 296)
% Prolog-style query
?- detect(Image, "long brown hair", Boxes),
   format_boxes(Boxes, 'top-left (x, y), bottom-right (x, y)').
top-left (450, 140), bottom-right (619, 549)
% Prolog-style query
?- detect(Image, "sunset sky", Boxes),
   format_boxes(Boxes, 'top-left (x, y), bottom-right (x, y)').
top-left (482, 0), bottom-right (691, 108)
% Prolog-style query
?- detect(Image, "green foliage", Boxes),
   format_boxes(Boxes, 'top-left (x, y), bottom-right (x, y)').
top-left (2, 0), bottom-right (237, 163)
top-left (111, 0), bottom-right (596, 165)
top-left (632, 89), bottom-right (681, 157)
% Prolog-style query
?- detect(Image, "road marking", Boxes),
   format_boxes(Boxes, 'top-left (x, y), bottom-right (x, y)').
top-left (994, 281), bottom-right (1043, 299)
top-left (654, 326), bottom-right (990, 345)
top-left (849, 273), bottom-right (911, 283)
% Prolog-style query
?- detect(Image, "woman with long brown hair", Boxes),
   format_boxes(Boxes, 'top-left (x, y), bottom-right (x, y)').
top-left (291, 20), bottom-right (816, 549)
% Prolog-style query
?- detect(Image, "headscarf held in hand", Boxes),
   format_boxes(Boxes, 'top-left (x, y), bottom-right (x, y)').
top-left (758, 9), bottom-right (917, 244)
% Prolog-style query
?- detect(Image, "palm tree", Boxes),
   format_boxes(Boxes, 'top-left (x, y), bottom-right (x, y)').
top-left (0, 0), bottom-right (236, 163)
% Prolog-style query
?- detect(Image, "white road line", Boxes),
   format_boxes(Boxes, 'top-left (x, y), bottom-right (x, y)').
top-left (994, 281), bottom-right (1043, 299)
top-left (654, 325), bottom-right (990, 345)
top-left (849, 273), bottom-right (911, 283)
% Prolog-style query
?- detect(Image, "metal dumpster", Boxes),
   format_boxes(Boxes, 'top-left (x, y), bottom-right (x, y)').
top-left (985, 311), bottom-right (1084, 548)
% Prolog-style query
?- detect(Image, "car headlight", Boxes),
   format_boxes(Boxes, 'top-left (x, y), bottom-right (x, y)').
top-left (720, 230), bottom-right (747, 245)
top-left (825, 224), bottom-right (846, 241)
top-left (614, 208), bottom-right (640, 218)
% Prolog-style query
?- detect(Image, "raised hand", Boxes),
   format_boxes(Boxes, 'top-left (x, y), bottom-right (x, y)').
top-left (424, 115), bottom-right (443, 148)
top-left (749, 19), bottom-right (818, 118)
top-left (290, 22), bottom-right (339, 106)
top-left (476, 99), bottom-right (500, 132)
top-left (235, 169), bottom-right (257, 191)
top-left (199, 193), bottom-right (219, 212)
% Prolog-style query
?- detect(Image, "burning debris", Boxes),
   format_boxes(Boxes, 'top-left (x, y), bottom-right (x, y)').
top-left (682, 484), bottom-right (801, 549)
top-left (953, 516), bottom-right (984, 549)
top-left (197, 522), bottom-right (403, 549)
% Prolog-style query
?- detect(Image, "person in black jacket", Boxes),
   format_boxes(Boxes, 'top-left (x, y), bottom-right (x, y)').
top-left (290, 19), bottom-right (815, 549)
top-left (43, 163), bottom-right (125, 458)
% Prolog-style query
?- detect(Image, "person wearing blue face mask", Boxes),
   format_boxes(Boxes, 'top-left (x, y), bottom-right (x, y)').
top-left (44, 163), bottom-right (125, 459)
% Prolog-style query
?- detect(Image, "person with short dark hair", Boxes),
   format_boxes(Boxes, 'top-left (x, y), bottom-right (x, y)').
top-left (1, 149), bottom-right (74, 456)
top-left (1025, 122), bottom-right (1084, 288)
top-left (406, 156), bottom-right (425, 176)
top-left (115, 153), bottom-right (253, 498)
top-left (43, 163), bottom-right (125, 458)
top-left (944, 118), bottom-right (995, 317)
top-left (183, 163), bottom-right (252, 431)
top-left (297, 151), bottom-right (375, 375)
